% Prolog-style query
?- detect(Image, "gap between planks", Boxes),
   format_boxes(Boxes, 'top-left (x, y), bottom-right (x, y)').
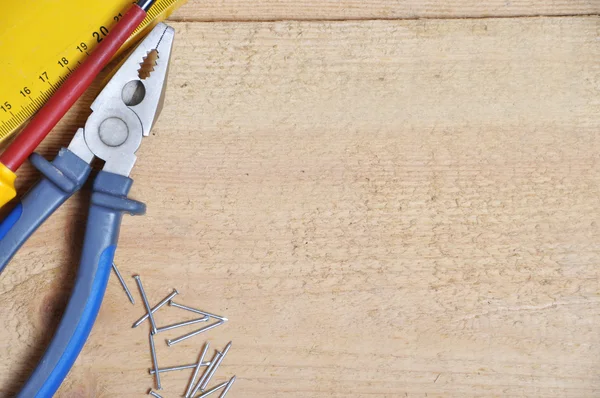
top-left (168, 13), bottom-right (600, 23)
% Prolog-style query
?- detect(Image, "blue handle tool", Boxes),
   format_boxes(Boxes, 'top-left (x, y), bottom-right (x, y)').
top-left (17, 172), bottom-right (145, 398)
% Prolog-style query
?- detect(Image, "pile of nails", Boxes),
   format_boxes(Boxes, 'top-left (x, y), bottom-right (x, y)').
top-left (113, 263), bottom-right (236, 398)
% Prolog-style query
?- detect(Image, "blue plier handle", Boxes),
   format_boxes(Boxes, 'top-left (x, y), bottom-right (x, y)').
top-left (0, 149), bottom-right (145, 397)
top-left (0, 23), bottom-right (174, 397)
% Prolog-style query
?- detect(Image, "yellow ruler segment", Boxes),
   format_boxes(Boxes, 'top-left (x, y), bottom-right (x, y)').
top-left (0, 0), bottom-right (185, 143)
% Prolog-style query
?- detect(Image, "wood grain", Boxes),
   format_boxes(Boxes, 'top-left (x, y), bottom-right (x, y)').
top-left (1, 14), bottom-right (600, 398)
top-left (168, 0), bottom-right (600, 21)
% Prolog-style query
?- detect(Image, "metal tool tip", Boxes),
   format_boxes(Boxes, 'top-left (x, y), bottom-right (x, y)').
top-left (137, 0), bottom-right (157, 12)
top-left (166, 339), bottom-right (173, 346)
top-left (133, 275), bottom-right (141, 279)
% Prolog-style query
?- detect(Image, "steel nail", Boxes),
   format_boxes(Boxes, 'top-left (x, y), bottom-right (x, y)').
top-left (134, 275), bottom-right (158, 335)
top-left (149, 362), bottom-right (211, 375)
top-left (132, 289), bottom-right (179, 328)
top-left (156, 316), bottom-right (209, 334)
top-left (200, 342), bottom-right (232, 391)
top-left (169, 301), bottom-right (228, 321)
top-left (167, 321), bottom-right (225, 346)
top-left (219, 376), bottom-right (237, 398)
top-left (112, 262), bottom-right (135, 304)
top-left (197, 381), bottom-right (228, 398)
top-left (149, 333), bottom-right (162, 390)
top-left (149, 390), bottom-right (163, 398)
top-left (191, 350), bottom-right (221, 397)
top-left (185, 342), bottom-right (211, 398)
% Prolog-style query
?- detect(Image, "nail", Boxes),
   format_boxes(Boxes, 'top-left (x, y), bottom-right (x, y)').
top-left (219, 376), bottom-right (237, 398)
top-left (185, 342), bottom-right (211, 398)
top-left (200, 342), bottom-right (232, 391)
top-left (112, 262), bottom-right (135, 304)
top-left (149, 333), bottom-right (162, 390)
top-left (156, 317), bottom-right (209, 334)
top-left (132, 289), bottom-right (179, 328)
top-left (134, 275), bottom-right (158, 335)
top-left (169, 301), bottom-right (228, 321)
top-left (149, 390), bottom-right (163, 398)
top-left (149, 362), bottom-right (211, 375)
top-left (191, 350), bottom-right (221, 397)
top-left (197, 381), bottom-right (228, 398)
top-left (167, 321), bottom-right (225, 346)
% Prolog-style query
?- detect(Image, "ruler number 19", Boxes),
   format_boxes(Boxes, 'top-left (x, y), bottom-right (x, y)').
top-left (76, 42), bottom-right (88, 53)
top-left (0, 101), bottom-right (11, 112)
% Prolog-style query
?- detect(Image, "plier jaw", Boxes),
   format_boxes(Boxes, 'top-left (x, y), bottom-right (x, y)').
top-left (72, 23), bottom-right (175, 177)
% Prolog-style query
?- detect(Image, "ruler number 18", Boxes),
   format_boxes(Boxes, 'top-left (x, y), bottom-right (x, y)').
top-left (57, 57), bottom-right (69, 67)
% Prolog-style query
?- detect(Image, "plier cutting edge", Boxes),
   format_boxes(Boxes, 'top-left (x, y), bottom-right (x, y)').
top-left (0, 23), bottom-right (174, 397)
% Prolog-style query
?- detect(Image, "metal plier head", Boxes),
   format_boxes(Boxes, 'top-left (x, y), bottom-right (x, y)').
top-left (69, 23), bottom-right (175, 176)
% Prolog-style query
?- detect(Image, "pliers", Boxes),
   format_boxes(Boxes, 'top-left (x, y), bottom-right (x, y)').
top-left (0, 23), bottom-right (175, 397)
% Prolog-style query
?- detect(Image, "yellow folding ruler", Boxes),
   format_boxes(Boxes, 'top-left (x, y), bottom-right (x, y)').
top-left (0, 0), bottom-right (185, 143)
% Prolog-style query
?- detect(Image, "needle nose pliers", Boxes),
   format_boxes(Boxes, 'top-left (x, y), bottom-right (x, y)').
top-left (0, 23), bottom-right (175, 397)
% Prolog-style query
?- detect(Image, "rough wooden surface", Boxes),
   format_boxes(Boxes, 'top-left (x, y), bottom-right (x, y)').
top-left (169, 0), bottom-right (600, 20)
top-left (1, 5), bottom-right (599, 398)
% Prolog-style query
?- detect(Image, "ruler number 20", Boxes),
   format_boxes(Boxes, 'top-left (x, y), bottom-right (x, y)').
top-left (93, 26), bottom-right (109, 43)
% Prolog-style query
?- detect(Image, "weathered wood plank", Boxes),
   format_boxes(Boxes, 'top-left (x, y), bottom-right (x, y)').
top-left (168, 0), bottom-right (600, 21)
top-left (1, 17), bottom-right (599, 397)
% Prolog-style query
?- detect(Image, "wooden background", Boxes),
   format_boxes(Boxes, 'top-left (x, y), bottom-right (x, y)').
top-left (1, 1), bottom-right (599, 397)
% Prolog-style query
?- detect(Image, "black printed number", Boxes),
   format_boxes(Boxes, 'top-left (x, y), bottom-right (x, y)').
top-left (58, 57), bottom-right (69, 67)
top-left (39, 71), bottom-right (48, 83)
top-left (93, 26), bottom-right (109, 43)
top-left (0, 101), bottom-right (11, 112)
top-left (20, 87), bottom-right (31, 97)
top-left (76, 42), bottom-right (88, 53)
